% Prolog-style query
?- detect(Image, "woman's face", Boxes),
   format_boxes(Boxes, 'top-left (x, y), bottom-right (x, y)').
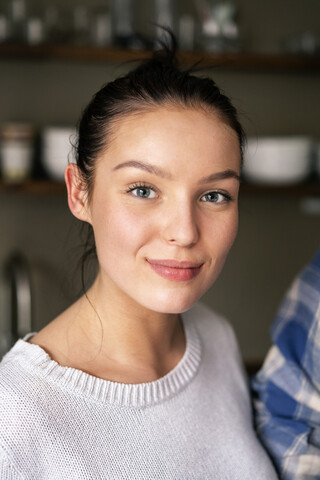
top-left (75, 107), bottom-right (241, 314)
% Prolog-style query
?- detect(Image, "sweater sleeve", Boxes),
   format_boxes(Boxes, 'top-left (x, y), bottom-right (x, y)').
top-left (0, 448), bottom-right (24, 480)
top-left (252, 249), bottom-right (320, 480)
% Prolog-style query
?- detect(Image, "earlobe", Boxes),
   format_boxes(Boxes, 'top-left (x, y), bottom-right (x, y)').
top-left (65, 164), bottom-right (91, 223)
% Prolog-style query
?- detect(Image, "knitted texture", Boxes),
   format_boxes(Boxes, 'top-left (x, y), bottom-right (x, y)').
top-left (0, 303), bottom-right (277, 479)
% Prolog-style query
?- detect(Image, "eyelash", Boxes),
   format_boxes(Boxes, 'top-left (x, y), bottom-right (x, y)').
top-left (126, 183), bottom-right (233, 204)
top-left (126, 183), bottom-right (158, 199)
top-left (201, 191), bottom-right (233, 204)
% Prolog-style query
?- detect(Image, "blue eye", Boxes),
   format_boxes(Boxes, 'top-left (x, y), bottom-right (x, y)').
top-left (130, 185), bottom-right (157, 199)
top-left (201, 192), bottom-right (231, 203)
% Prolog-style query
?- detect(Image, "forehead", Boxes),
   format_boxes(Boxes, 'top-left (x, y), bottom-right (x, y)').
top-left (100, 106), bottom-right (241, 174)
top-left (112, 106), bottom-right (238, 140)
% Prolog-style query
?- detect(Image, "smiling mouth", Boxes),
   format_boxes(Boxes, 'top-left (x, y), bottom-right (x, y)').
top-left (146, 259), bottom-right (203, 282)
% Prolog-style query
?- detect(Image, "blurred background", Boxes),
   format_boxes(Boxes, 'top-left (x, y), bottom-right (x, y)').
top-left (0, 0), bottom-right (319, 370)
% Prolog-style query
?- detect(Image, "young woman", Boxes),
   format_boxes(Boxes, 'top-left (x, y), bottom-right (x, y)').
top-left (0, 42), bottom-right (278, 479)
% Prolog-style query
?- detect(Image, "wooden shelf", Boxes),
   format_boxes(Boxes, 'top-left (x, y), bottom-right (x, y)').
top-left (0, 179), bottom-right (319, 196)
top-left (0, 180), bottom-right (66, 194)
top-left (0, 43), bottom-right (319, 72)
top-left (240, 180), bottom-right (320, 196)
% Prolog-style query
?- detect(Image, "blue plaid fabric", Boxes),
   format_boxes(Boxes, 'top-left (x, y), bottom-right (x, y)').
top-left (252, 249), bottom-right (320, 479)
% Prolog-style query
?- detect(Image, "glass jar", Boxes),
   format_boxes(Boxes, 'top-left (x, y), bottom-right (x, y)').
top-left (111, 0), bottom-right (146, 49)
top-left (0, 123), bottom-right (35, 183)
top-left (7, 0), bottom-right (27, 42)
top-left (112, 0), bottom-right (134, 39)
top-left (153, 0), bottom-right (177, 47)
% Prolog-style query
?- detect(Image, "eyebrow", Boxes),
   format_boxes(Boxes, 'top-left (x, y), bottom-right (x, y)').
top-left (199, 169), bottom-right (240, 184)
top-left (113, 160), bottom-right (240, 183)
top-left (113, 160), bottom-right (172, 179)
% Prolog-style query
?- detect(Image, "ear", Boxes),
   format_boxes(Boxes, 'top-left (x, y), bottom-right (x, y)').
top-left (65, 164), bottom-right (91, 224)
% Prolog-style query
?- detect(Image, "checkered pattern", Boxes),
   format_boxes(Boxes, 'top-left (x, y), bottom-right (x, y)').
top-left (252, 249), bottom-right (320, 479)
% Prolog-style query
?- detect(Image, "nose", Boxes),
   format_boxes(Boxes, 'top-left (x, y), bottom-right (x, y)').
top-left (162, 200), bottom-right (199, 247)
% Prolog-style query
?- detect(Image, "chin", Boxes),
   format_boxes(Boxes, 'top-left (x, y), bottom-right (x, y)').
top-left (143, 290), bottom-right (204, 315)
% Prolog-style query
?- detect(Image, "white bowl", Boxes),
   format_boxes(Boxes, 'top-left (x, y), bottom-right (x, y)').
top-left (243, 137), bottom-right (313, 185)
top-left (42, 127), bottom-right (77, 181)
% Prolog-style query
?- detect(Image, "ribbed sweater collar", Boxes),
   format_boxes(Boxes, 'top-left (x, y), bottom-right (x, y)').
top-left (5, 311), bottom-right (202, 408)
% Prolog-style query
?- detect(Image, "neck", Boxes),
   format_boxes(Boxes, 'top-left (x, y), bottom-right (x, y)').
top-left (66, 275), bottom-right (186, 382)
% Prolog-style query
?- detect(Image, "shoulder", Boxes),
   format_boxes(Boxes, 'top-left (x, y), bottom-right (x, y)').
top-left (0, 341), bottom-right (53, 432)
top-left (0, 342), bottom-right (65, 465)
top-left (183, 301), bottom-right (239, 351)
top-left (183, 301), bottom-right (246, 379)
top-left (184, 302), bottom-right (251, 413)
top-left (0, 345), bottom-right (66, 478)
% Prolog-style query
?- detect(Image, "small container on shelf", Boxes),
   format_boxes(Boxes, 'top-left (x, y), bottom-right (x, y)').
top-left (0, 13), bottom-right (9, 43)
top-left (6, 0), bottom-right (28, 43)
top-left (91, 10), bottom-right (113, 47)
top-left (111, 0), bottom-right (147, 50)
top-left (194, 0), bottom-right (240, 53)
top-left (178, 14), bottom-right (195, 51)
top-left (72, 5), bottom-right (91, 46)
top-left (153, 0), bottom-right (178, 47)
top-left (0, 122), bottom-right (35, 184)
top-left (26, 15), bottom-right (44, 45)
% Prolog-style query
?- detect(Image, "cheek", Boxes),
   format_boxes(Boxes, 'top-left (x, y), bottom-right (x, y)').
top-left (91, 205), bottom-right (152, 261)
top-left (221, 211), bottom-right (239, 255)
top-left (204, 211), bottom-right (238, 288)
top-left (206, 210), bottom-right (238, 261)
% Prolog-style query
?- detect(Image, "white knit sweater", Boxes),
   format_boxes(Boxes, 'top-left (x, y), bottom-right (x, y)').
top-left (0, 303), bottom-right (277, 479)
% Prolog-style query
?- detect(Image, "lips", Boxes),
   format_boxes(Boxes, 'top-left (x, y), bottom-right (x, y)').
top-left (147, 259), bottom-right (203, 282)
